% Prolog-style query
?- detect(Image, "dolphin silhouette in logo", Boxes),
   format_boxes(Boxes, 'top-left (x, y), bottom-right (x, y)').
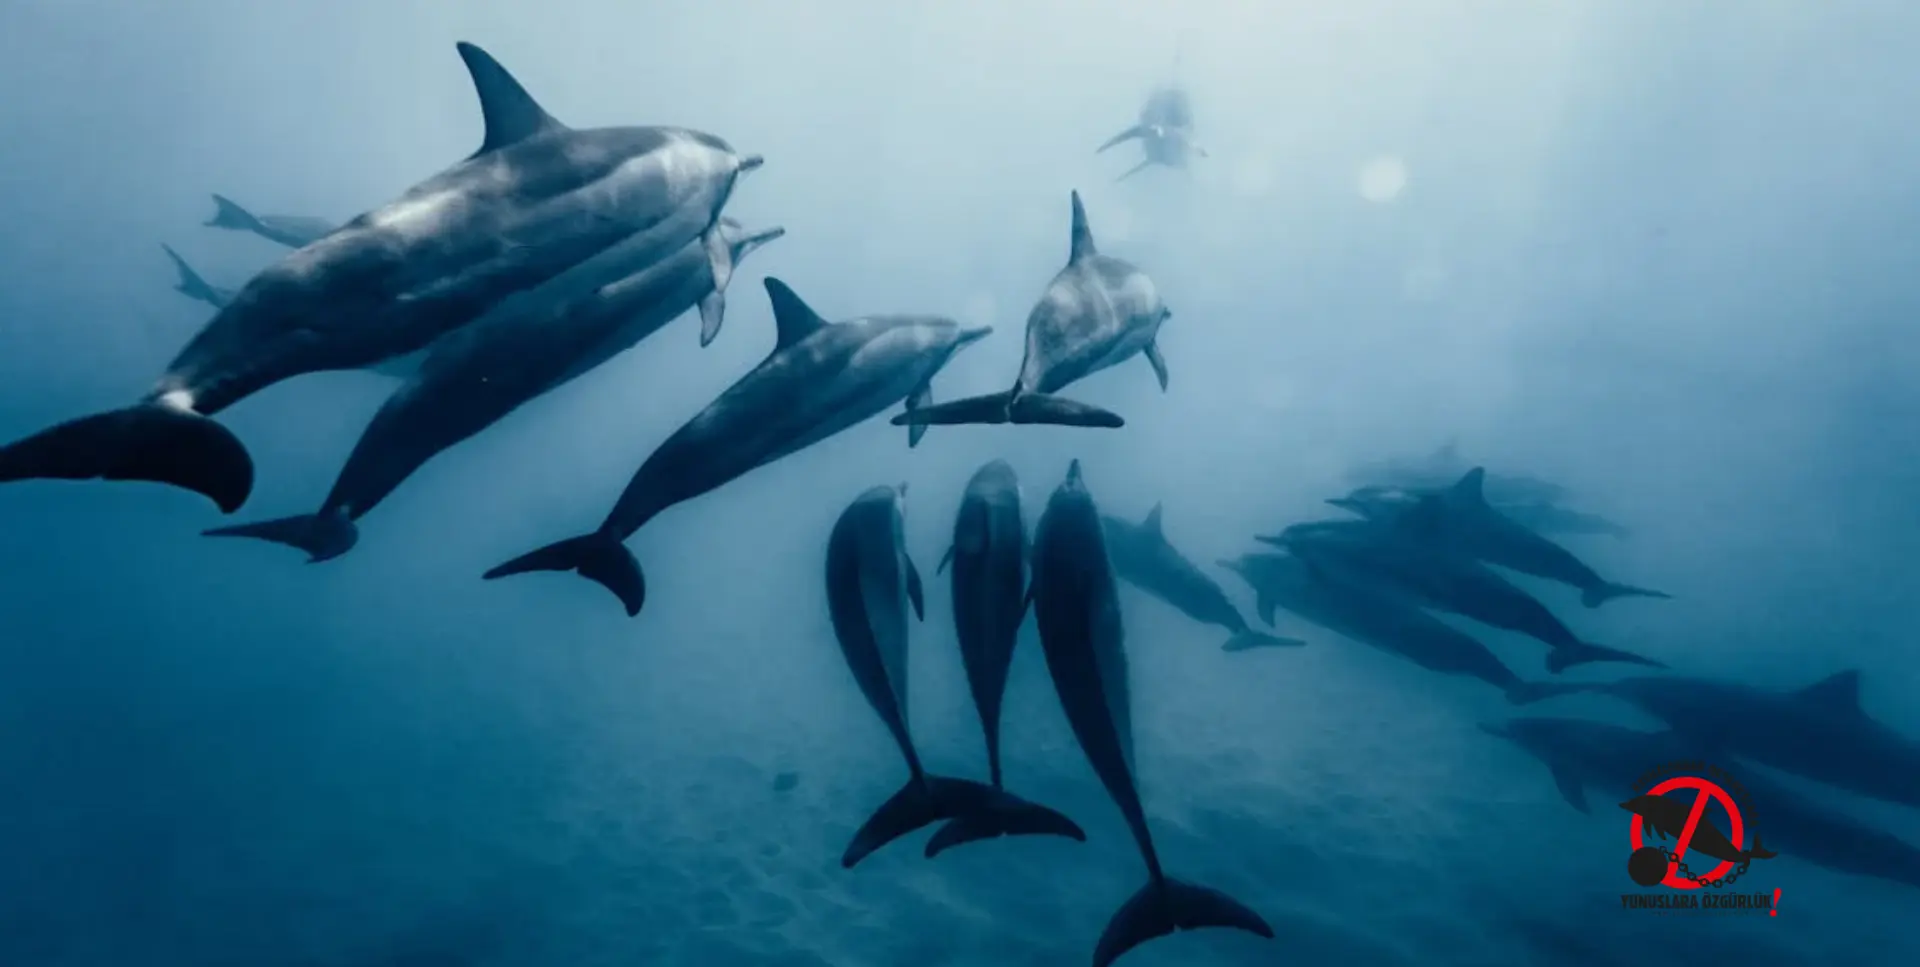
top-left (1619, 792), bottom-right (1777, 866)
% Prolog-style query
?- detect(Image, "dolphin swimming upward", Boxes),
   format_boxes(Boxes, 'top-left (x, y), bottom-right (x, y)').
top-left (0, 42), bottom-right (760, 515)
top-left (893, 191), bottom-right (1168, 431)
top-left (202, 194), bottom-right (336, 250)
top-left (1098, 86), bottom-right (1208, 182)
top-left (1030, 459), bottom-right (1275, 967)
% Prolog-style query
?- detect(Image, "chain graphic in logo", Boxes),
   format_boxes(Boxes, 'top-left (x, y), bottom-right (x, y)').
top-left (1618, 761), bottom-right (1783, 915)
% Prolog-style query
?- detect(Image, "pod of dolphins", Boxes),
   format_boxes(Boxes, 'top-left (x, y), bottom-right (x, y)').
top-left (3, 37), bottom-right (1918, 965)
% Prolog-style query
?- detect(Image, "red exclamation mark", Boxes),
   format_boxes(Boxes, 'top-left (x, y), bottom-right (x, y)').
top-left (1771, 888), bottom-right (1782, 917)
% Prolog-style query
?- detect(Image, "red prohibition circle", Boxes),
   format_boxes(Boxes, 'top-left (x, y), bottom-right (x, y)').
top-left (1628, 776), bottom-right (1746, 890)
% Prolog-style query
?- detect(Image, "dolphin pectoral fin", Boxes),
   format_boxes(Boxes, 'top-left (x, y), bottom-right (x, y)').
top-left (934, 544), bottom-right (954, 576)
top-left (1544, 642), bottom-right (1668, 675)
top-left (1143, 340), bottom-right (1169, 392)
top-left (204, 193), bottom-right (262, 232)
top-left (1007, 393), bottom-right (1125, 428)
top-left (1093, 877), bottom-right (1275, 967)
top-left (1550, 764), bottom-right (1590, 814)
top-left (890, 390), bottom-right (1015, 427)
top-left (0, 402), bottom-right (254, 513)
top-left (843, 775), bottom-right (987, 869)
top-left (1222, 631), bottom-right (1306, 652)
top-left (697, 291), bottom-right (726, 347)
top-left (905, 555), bottom-right (925, 621)
top-left (482, 531), bottom-right (645, 617)
top-left (924, 787), bottom-right (1087, 859)
top-left (1116, 158), bottom-right (1155, 182)
top-left (1580, 581), bottom-right (1673, 608)
top-left (1097, 124), bottom-right (1153, 153)
top-left (903, 382), bottom-right (934, 447)
top-left (203, 507), bottom-right (358, 563)
top-left (697, 228), bottom-right (734, 347)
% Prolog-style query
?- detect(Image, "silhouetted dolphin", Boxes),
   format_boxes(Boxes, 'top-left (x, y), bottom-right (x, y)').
top-left (1260, 519), bottom-right (1665, 673)
top-left (923, 460), bottom-right (1087, 857)
top-left (1329, 468), bottom-right (1669, 607)
top-left (1618, 792), bottom-right (1776, 865)
top-left (1102, 503), bottom-right (1303, 652)
top-left (486, 278), bottom-right (993, 616)
top-left (1097, 86), bottom-right (1208, 182)
top-left (1030, 459), bottom-right (1275, 967)
top-left (0, 42), bottom-right (760, 514)
top-left (160, 244), bottom-right (236, 310)
top-left (1345, 442), bottom-right (1568, 505)
top-left (1218, 551), bottom-right (1577, 705)
top-left (824, 484), bottom-right (1077, 868)
top-left (892, 191), bottom-right (1165, 430)
top-left (202, 217), bottom-right (781, 562)
top-left (202, 194), bottom-right (336, 249)
top-left (1484, 716), bottom-right (1920, 892)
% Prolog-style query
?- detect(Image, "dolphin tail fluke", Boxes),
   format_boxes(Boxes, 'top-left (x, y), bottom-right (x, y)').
top-left (1093, 877), bottom-right (1277, 967)
top-left (0, 403), bottom-right (253, 513)
top-left (1097, 124), bottom-right (1153, 153)
top-left (841, 775), bottom-right (979, 868)
top-left (204, 194), bottom-right (263, 233)
top-left (1505, 680), bottom-right (1595, 706)
top-left (1545, 642), bottom-right (1668, 675)
top-left (482, 532), bottom-right (645, 617)
top-left (923, 787), bottom-right (1087, 859)
top-left (891, 390), bottom-right (1015, 427)
top-left (202, 508), bottom-right (358, 563)
top-left (1581, 581), bottom-right (1672, 608)
top-left (1222, 630), bottom-right (1307, 652)
top-left (1748, 835), bottom-right (1777, 861)
top-left (160, 244), bottom-right (220, 305)
top-left (1009, 393), bottom-right (1125, 428)
top-left (1116, 158), bottom-right (1156, 182)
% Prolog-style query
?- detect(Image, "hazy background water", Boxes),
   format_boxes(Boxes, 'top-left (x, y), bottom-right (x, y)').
top-left (1, 1), bottom-right (1915, 964)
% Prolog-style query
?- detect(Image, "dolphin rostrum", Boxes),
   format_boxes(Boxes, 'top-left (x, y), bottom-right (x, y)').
top-left (1097, 86), bottom-right (1208, 182)
top-left (202, 217), bottom-right (783, 562)
top-left (484, 277), bottom-right (994, 616)
top-left (0, 42), bottom-right (761, 514)
top-left (892, 191), bottom-right (1167, 431)
top-left (1030, 459), bottom-right (1275, 967)
top-left (825, 484), bottom-right (1081, 868)
top-left (202, 194), bottom-right (337, 250)
top-left (923, 459), bottom-right (1088, 858)
top-left (1101, 503), bottom-right (1303, 652)
top-left (161, 244), bottom-right (237, 310)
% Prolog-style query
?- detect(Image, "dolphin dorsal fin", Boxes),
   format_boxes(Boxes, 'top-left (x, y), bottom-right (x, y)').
top-left (1797, 670), bottom-right (1863, 715)
top-left (1068, 190), bottom-right (1098, 263)
top-left (762, 277), bottom-right (829, 351)
top-left (456, 42), bottom-right (565, 158)
top-left (1143, 503), bottom-right (1165, 537)
top-left (1451, 467), bottom-right (1489, 505)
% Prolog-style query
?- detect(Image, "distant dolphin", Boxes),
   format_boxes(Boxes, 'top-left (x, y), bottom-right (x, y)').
top-left (0, 42), bottom-right (761, 514)
top-left (1101, 503), bottom-right (1303, 652)
top-left (924, 459), bottom-right (1088, 858)
top-left (1097, 86), bottom-right (1208, 182)
top-left (1331, 484), bottom-right (1631, 540)
top-left (825, 484), bottom-right (1079, 868)
top-left (1218, 551), bottom-right (1577, 706)
top-left (1030, 459), bottom-right (1275, 967)
top-left (1346, 442), bottom-right (1568, 505)
top-left (893, 191), bottom-right (1166, 430)
top-left (485, 277), bottom-right (994, 616)
top-left (203, 194), bottom-right (337, 250)
top-left (160, 243), bottom-right (237, 310)
top-left (1619, 792), bottom-right (1777, 866)
top-left (202, 217), bottom-right (782, 562)
top-left (1329, 468), bottom-right (1670, 607)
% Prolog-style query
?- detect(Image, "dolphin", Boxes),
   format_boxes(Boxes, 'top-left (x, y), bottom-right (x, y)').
top-left (202, 217), bottom-right (783, 562)
top-left (1029, 459), bottom-right (1275, 967)
top-left (484, 277), bottom-right (994, 616)
top-left (1218, 551), bottom-right (1577, 705)
top-left (824, 483), bottom-right (1079, 868)
top-left (1345, 442), bottom-right (1568, 505)
top-left (161, 244), bottom-right (237, 310)
top-left (0, 42), bottom-right (762, 514)
top-left (1097, 86), bottom-right (1208, 182)
top-left (1331, 484), bottom-right (1631, 540)
top-left (1329, 468), bottom-right (1670, 607)
top-left (1618, 792), bottom-right (1777, 865)
top-left (1483, 716), bottom-right (1920, 892)
top-left (202, 194), bottom-right (337, 250)
top-left (1259, 519), bottom-right (1666, 673)
top-left (1101, 504), bottom-right (1303, 652)
top-left (892, 191), bottom-right (1165, 430)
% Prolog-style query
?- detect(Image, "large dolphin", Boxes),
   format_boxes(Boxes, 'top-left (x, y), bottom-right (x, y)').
top-left (202, 194), bottom-right (337, 250)
top-left (1345, 442), bottom-right (1568, 505)
top-left (1260, 519), bottom-right (1665, 673)
top-left (923, 459), bottom-right (1088, 858)
top-left (484, 277), bottom-right (994, 616)
top-left (0, 42), bottom-right (761, 514)
top-left (1483, 716), bottom-right (1920, 892)
top-left (1029, 459), bottom-right (1275, 967)
top-left (824, 484), bottom-right (1079, 868)
top-left (161, 244), bottom-right (237, 310)
top-left (202, 217), bottom-right (783, 562)
top-left (1331, 484), bottom-right (1631, 540)
top-left (1218, 551), bottom-right (1576, 706)
top-left (1101, 503), bottom-right (1303, 652)
top-left (892, 191), bottom-right (1165, 431)
top-left (1329, 468), bottom-right (1670, 607)
top-left (1097, 86), bottom-right (1208, 182)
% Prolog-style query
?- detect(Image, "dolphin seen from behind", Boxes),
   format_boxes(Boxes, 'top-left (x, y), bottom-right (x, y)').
top-left (485, 277), bottom-right (993, 617)
top-left (1030, 459), bottom-right (1275, 967)
top-left (893, 191), bottom-right (1168, 431)
top-left (203, 194), bottom-right (337, 250)
top-left (1101, 503), bottom-right (1303, 652)
top-left (203, 217), bottom-right (781, 563)
top-left (825, 484), bottom-right (1080, 867)
top-left (0, 42), bottom-right (760, 514)
top-left (1097, 86), bottom-right (1208, 182)
top-left (161, 244), bottom-right (237, 310)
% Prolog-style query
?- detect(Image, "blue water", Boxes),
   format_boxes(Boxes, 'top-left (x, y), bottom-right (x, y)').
top-left (2, 2), bottom-right (1916, 965)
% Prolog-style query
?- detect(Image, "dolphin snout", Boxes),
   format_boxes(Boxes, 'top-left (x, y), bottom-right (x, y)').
top-left (738, 154), bottom-right (765, 173)
top-left (956, 325), bottom-right (993, 348)
top-left (1325, 498), bottom-right (1358, 511)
